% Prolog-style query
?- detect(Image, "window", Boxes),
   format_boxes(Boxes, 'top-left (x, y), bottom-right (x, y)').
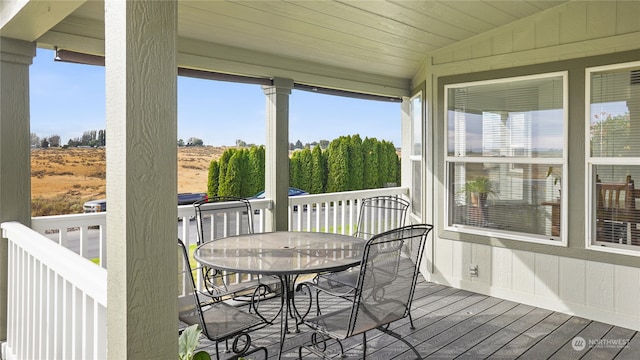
top-left (445, 73), bottom-right (567, 245)
top-left (586, 62), bottom-right (640, 253)
top-left (410, 93), bottom-right (423, 218)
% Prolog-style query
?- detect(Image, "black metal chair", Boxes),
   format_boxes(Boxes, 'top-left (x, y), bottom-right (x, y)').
top-left (313, 195), bottom-right (410, 296)
top-left (193, 196), bottom-right (277, 303)
top-left (178, 239), bottom-right (268, 360)
top-left (298, 224), bottom-right (433, 359)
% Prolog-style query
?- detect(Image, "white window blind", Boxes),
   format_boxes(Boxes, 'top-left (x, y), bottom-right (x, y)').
top-left (587, 62), bottom-right (640, 252)
top-left (445, 73), bottom-right (566, 244)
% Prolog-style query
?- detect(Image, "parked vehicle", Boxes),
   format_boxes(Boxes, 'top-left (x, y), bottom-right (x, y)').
top-left (251, 187), bottom-right (309, 212)
top-left (83, 193), bottom-right (208, 213)
top-left (83, 199), bottom-right (107, 213)
top-left (177, 192), bottom-right (208, 205)
top-left (251, 187), bottom-right (308, 199)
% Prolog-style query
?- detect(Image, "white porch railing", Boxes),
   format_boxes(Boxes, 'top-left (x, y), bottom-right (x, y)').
top-left (288, 187), bottom-right (409, 233)
top-left (29, 188), bottom-right (409, 266)
top-left (1, 221), bottom-right (107, 360)
top-left (5, 188), bottom-right (408, 360)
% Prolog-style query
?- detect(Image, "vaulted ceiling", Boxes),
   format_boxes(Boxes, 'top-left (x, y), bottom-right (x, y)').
top-left (2, 0), bottom-right (568, 96)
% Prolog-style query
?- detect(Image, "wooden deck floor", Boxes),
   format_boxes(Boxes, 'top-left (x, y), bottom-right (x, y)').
top-left (195, 278), bottom-right (639, 359)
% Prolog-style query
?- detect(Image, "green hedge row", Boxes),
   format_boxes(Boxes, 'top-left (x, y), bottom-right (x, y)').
top-left (207, 135), bottom-right (399, 198)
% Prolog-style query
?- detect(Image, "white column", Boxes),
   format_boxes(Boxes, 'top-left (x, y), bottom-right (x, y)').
top-left (104, 1), bottom-right (177, 358)
top-left (263, 78), bottom-right (293, 231)
top-left (0, 37), bottom-right (35, 341)
top-left (400, 97), bottom-right (412, 190)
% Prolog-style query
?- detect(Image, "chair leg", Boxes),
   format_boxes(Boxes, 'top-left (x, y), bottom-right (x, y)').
top-left (378, 326), bottom-right (422, 360)
top-left (362, 332), bottom-right (367, 359)
top-left (409, 310), bottom-right (415, 329)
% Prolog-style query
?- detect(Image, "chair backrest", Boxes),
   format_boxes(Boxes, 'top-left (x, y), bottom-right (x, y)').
top-left (596, 175), bottom-right (635, 212)
top-left (194, 196), bottom-right (253, 245)
top-left (177, 239), bottom-right (209, 336)
top-left (347, 224), bottom-right (433, 337)
top-left (354, 196), bottom-right (410, 240)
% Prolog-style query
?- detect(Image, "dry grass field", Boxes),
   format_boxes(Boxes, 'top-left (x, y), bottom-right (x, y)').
top-left (31, 146), bottom-right (228, 216)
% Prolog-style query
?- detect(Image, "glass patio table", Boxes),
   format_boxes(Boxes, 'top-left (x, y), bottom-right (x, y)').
top-left (193, 231), bottom-right (365, 359)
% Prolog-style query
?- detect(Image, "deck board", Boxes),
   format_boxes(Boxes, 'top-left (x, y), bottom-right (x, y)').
top-left (616, 332), bottom-right (639, 360)
top-left (549, 321), bottom-right (614, 360)
top-left (489, 311), bottom-right (573, 359)
top-left (195, 278), bottom-right (639, 359)
top-left (518, 316), bottom-right (591, 359)
top-left (454, 306), bottom-right (554, 359)
top-left (403, 300), bottom-right (522, 359)
top-left (581, 326), bottom-right (638, 360)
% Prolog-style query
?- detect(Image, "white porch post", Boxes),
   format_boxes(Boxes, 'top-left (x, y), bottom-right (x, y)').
top-left (0, 37), bottom-right (35, 341)
top-left (400, 97), bottom-right (412, 191)
top-left (105, 1), bottom-right (177, 359)
top-left (263, 78), bottom-right (293, 231)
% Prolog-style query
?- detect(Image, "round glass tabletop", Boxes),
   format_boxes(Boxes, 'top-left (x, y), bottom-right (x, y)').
top-left (194, 231), bottom-right (365, 276)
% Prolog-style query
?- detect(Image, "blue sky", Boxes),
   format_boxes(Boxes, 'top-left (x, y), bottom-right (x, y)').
top-left (30, 48), bottom-right (401, 147)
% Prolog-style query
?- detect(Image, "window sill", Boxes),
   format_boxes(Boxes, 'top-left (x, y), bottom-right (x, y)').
top-left (587, 241), bottom-right (640, 257)
top-left (446, 224), bottom-right (567, 247)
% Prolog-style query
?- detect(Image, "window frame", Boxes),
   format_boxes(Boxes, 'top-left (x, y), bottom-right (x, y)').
top-left (410, 91), bottom-right (423, 219)
top-left (444, 71), bottom-right (569, 247)
top-left (585, 60), bottom-right (640, 256)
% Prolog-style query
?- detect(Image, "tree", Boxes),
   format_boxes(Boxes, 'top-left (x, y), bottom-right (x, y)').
top-left (310, 145), bottom-right (326, 194)
top-left (294, 140), bottom-right (303, 150)
top-left (40, 138), bottom-right (49, 148)
top-left (362, 137), bottom-right (379, 189)
top-left (98, 129), bottom-right (106, 146)
top-left (237, 149), bottom-right (251, 197)
top-left (220, 151), bottom-right (249, 197)
top-left (248, 146), bottom-right (265, 196)
top-left (297, 148), bottom-right (312, 192)
top-left (290, 151), bottom-right (301, 189)
top-left (385, 141), bottom-right (400, 185)
top-left (177, 139), bottom-right (185, 147)
top-left (187, 137), bottom-right (204, 147)
top-left (207, 160), bottom-right (219, 197)
top-left (591, 112), bottom-right (632, 157)
top-left (48, 135), bottom-right (61, 147)
top-left (30, 133), bottom-right (40, 147)
top-left (348, 135), bottom-right (364, 191)
top-left (217, 148), bottom-right (236, 196)
top-left (82, 130), bottom-right (96, 145)
top-left (326, 137), bottom-right (349, 192)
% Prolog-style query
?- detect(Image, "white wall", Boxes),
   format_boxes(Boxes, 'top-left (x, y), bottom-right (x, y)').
top-left (422, 1), bottom-right (640, 331)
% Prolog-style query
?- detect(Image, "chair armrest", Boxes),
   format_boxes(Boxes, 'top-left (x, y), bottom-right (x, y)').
top-left (297, 278), bottom-right (357, 298)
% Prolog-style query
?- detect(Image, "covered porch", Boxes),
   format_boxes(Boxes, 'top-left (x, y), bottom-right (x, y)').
top-left (1, 0), bottom-right (640, 359)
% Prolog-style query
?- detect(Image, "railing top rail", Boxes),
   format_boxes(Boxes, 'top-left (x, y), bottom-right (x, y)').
top-left (288, 187), bottom-right (409, 203)
top-left (1, 221), bottom-right (107, 305)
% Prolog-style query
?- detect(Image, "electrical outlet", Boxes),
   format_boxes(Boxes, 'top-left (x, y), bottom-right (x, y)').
top-left (469, 264), bottom-right (479, 277)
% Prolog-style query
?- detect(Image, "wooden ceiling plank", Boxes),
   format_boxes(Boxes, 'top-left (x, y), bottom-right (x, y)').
top-left (179, 16), bottom-right (417, 79)
top-left (179, 4), bottom-right (420, 76)
top-left (181, 2), bottom-right (424, 60)
top-left (389, 0), bottom-right (497, 34)
top-left (335, 0), bottom-right (476, 41)
top-left (239, 0), bottom-right (447, 49)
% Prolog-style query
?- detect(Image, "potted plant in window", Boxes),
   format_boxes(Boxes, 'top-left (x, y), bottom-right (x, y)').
top-left (545, 166), bottom-right (562, 201)
top-left (460, 176), bottom-right (496, 226)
